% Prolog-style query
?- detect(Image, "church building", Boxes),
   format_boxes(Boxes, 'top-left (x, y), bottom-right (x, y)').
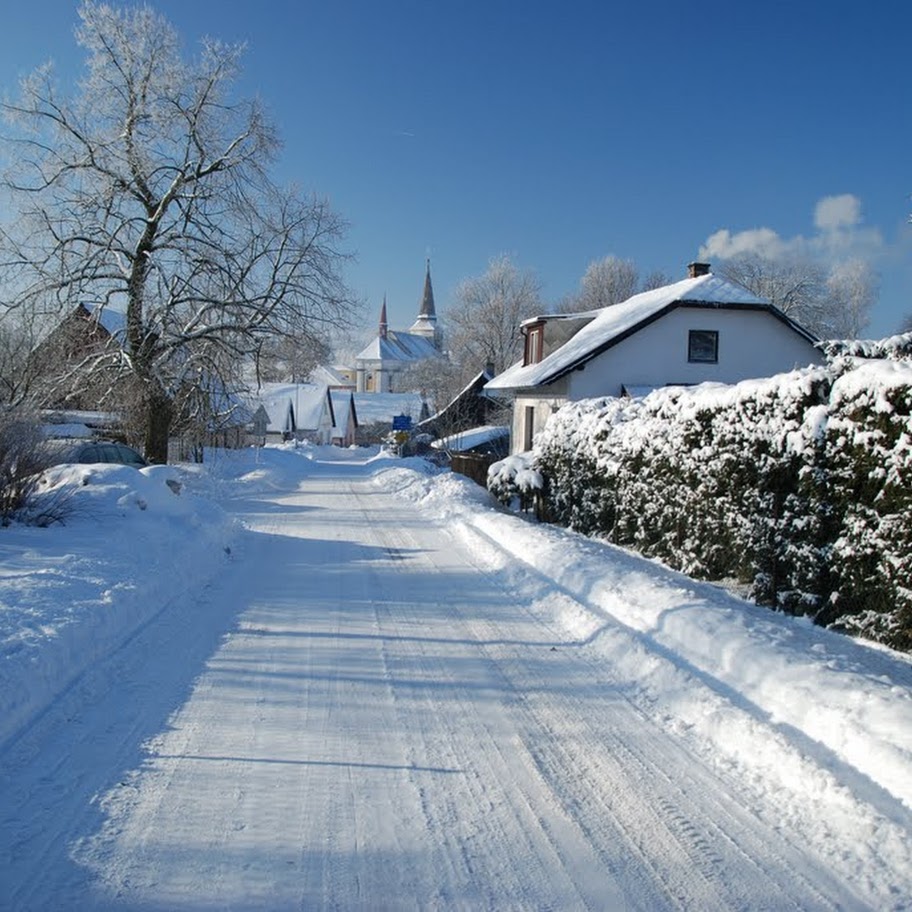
top-left (355, 260), bottom-right (443, 393)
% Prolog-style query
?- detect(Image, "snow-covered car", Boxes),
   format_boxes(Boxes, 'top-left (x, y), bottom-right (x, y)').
top-left (58, 440), bottom-right (148, 467)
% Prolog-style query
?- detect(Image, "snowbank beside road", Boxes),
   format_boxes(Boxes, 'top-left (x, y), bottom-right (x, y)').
top-left (373, 462), bottom-right (912, 813)
top-left (0, 462), bottom-right (238, 748)
top-left (0, 444), bottom-right (393, 748)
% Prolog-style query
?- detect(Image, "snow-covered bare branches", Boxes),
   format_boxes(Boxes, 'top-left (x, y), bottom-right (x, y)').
top-left (576, 255), bottom-right (639, 310)
top-left (446, 254), bottom-right (542, 378)
top-left (716, 252), bottom-right (876, 339)
top-left (0, 2), bottom-right (355, 461)
top-left (701, 195), bottom-right (881, 340)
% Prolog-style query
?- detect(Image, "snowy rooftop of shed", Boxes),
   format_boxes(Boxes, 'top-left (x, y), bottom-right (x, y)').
top-left (432, 425), bottom-right (509, 451)
top-left (84, 304), bottom-right (126, 338)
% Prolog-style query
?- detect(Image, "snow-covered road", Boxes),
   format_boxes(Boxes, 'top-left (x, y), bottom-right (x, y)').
top-left (2, 450), bottom-right (912, 910)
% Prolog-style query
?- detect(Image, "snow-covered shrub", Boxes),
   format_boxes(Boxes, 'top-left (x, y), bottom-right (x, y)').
top-left (532, 355), bottom-right (912, 651)
top-left (487, 453), bottom-right (544, 514)
top-left (0, 406), bottom-right (54, 525)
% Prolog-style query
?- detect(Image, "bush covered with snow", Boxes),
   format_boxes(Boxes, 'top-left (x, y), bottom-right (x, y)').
top-left (522, 352), bottom-right (912, 651)
top-left (487, 453), bottom-right (544, 513)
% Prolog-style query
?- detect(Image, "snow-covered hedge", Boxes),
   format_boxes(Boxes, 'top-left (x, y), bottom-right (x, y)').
top-left (509, 349), bottom-right (912, 651)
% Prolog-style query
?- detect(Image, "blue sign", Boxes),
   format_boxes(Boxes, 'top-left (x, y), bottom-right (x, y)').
top-left (392, 415), bottom-right (412, 431)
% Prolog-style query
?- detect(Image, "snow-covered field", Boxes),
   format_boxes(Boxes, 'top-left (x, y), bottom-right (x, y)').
top-left (2, 444), bottom-right (912, 909)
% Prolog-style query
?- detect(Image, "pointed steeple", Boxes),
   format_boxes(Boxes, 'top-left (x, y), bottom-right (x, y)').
top-left (419, 258), bottom-right (436, 319)
top-left (410, 259), bottom-right (440, 346)
top-left (379, 295), bottom-right (388, 340)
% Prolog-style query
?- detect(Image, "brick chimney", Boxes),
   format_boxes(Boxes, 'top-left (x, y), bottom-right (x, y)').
top-left (688, 262), bottom-right (711, 278)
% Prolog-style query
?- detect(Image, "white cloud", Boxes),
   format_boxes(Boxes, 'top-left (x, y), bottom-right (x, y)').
top-left (700, 227), bottom-right (789, 261)
top-left (814, 194), bottom-right (862, 231)
top-left (699, 194), bottom-right (884, 266)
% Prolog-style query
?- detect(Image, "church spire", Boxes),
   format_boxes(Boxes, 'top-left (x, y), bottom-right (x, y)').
top-left (419, 258), bottom-right (436, 319)
top-left (409, 258), bottom-right (440, 347)
top-left (379, 295), bottom-right (388, 340)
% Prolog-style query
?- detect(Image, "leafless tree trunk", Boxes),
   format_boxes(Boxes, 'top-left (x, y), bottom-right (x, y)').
top-left (0, 2), bottom-right (356, 462)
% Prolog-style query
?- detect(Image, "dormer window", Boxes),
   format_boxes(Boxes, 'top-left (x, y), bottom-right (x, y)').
top-left (524, 323), bottom-right (545, 366)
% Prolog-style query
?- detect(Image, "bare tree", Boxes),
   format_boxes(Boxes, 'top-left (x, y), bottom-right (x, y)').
top-left (254, 328), bottom-right (332, 384)
top-left (717, 252), bottom-right (877, 340)
top-left (0, 309), bottom-right (49, 406)
top-left (446, 255), bottom-right (543, 377)
top-left (824, 259), bottom-right (877, 339)
top-left (717, 254), bottom-right (826, 323)
top-left (0, 3), bottom-right (355, 461)
top-left (575, 255), bottom-right (639, 310)
top-left (557, 257), bottom-right (668, 314)
top-left (641, 270), bottom-right (672, 292)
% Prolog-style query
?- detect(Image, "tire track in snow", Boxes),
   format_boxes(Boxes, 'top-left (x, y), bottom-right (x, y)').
top-left (351, 481), bottom-right (627, 910)
top-left (436, 501), bottom-right (899, 910)
top-left (350, 479), bottom-right (823, 909)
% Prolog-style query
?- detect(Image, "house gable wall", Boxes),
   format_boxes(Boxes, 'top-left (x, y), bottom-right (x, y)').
top-left (565, 306), bottom-right (822, 400)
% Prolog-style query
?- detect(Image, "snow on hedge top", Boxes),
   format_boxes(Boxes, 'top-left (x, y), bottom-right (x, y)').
top-left (486, 273), bottom-right (776, 391)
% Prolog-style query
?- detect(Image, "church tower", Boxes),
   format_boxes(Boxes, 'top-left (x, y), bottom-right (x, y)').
top-left (408, 259), bottom-right (440, 348)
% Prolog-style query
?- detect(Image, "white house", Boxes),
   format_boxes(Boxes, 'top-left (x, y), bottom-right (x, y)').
top-left (485, 263), bottom-right (824, 454)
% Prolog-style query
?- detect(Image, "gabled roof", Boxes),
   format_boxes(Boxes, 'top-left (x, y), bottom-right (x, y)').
top-left (356, 329), bottom-right (440, 363)
top-left (247, 383), bottom-right (332, 433)
top-left (329, 389), bottom-right (358, 434)
top-left (311, 364), bottom-right (355, 388)
top-left (352, 392), bottom-right (427, 425)
top-left (418, 368), bottom-right (497, 432)
top-left (486, 273), bottom-right (817, 391)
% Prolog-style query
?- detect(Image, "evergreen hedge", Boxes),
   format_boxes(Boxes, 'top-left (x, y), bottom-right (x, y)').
top-left (497, 348), bottom-right (912, 652)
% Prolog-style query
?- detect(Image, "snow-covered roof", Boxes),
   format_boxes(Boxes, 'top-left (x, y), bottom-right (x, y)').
top-left (420, 369), bottom-right (494, 427)
top-left (311, 365), bottom-right (355, 388)
top-left (329, 389), bottom-right (357, 434)
top-left (356, 329), bottom-right (440, 363)
top-left (486, 273), bottom-right (813, 392)
top-left (352, 392), bottom-right (426, 426)
top-left (431, 424), bottom-right (509, 451)
top-left (246, 383), bottom-right (330, 432)
top-left (41, 422), bottom-right (94, 440)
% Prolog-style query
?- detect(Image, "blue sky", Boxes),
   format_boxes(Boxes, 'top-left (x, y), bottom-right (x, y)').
top-left (2, 1), bottom-right (910, 340)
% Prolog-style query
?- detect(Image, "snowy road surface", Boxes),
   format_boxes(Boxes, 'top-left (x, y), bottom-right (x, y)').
top-left (2, 450), bottom-right (912, 909)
